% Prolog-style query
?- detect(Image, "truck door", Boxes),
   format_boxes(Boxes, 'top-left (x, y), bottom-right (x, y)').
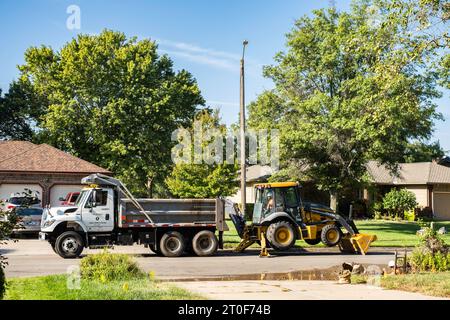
top-left (82, 188), bottom-right (115, 232)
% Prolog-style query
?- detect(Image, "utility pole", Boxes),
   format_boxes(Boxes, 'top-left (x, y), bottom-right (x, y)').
top-left (240, 40), bottom-right (248, 216)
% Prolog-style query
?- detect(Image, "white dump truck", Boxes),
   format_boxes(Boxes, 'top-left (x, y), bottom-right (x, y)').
top-left (39, 174), bottom-right (227, 258)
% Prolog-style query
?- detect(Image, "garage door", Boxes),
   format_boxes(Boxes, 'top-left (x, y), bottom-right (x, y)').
top-left (433, 193), bottom-right (450, 220)
top-left (50, 185), bottom-right (83, 207)
top-left (0, 184), bottom-right (43, 203)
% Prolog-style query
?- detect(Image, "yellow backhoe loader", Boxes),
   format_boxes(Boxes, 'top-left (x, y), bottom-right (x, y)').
top-left (229, 182), bottom-right (377, 257)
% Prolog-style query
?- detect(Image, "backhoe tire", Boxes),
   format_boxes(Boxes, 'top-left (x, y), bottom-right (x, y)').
top-left (191, 231), bottom-right (218, 257)
top-left (321, 224), bottom-right (342, 247)
top-left (160, 231), bottom-right (185, 257)
top-left (266, 221), bottom-right (296, 251)
top-left (55, 231), bottom-right (84, 259)
top-left (304, 238), bottom-right (322, 246)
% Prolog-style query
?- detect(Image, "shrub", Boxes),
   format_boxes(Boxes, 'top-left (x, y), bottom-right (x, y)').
top-left (383, 189), bottom-right (418, 219)
top-left (80, 251), bottom-right (145, 282)
top-left (409, 226), bottom-right (449, 272)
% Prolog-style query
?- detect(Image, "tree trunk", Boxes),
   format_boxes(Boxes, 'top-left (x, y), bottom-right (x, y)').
top-left (146, 176), bottom-right (153, 199)
top-left (330, 191), bottom-right (339, 212)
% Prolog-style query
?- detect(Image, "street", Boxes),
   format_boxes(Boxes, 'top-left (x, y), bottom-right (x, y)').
top-left (3, 239), bottom-right (395, 279)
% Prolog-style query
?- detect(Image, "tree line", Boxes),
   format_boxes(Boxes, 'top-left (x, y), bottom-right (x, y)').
top-left (0, 0), bottom-right (448, 202)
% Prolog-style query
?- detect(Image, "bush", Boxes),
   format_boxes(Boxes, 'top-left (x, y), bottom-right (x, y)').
top-left (409, 226), bottom-right (449, 272)
top-left (383, 189), bottom-right (418, 219)
top-left (80, 251), bottom-right (145, 282)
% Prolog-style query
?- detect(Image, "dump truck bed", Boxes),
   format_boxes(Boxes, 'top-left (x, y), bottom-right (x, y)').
top-left (118, 198), bottom-right (228, 231)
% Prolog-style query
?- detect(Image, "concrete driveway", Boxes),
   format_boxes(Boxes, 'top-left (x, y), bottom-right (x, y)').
top-left (3, 239), bottom-right (395, 279)
top-left (175, 280), bottom-right (447, 300)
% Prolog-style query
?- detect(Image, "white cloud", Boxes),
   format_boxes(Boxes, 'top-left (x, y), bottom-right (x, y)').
top-left (156, 38), bottom-right (262, 72)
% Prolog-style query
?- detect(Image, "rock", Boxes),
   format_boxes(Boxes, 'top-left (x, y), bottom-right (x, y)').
top-left (388, 260), bottom-right (395, 268)
top-left (352, 264), bottom-right (365, 275)
top-left (438, 227), bottom-right (447, 235)
top-left (342, 262), bottom-right (353, 271)
top-left (338, 270), bottom-right (352, 284)
top-left (416, 228), bottom-right (426, 236)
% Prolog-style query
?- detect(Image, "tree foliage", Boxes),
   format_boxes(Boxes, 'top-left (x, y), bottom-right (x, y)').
top-left (0, 207), bottom-right (20, 300)
top-left (0, 81), bottom-right (43, 141)
top-left (17, 30), bottom-right (204, 196)
top-left (248, 1), bottom-right (444, 207)
top-left (166, 109), bottom-right (239, 198)
top-left (403, 141), bottom-right (446, 163)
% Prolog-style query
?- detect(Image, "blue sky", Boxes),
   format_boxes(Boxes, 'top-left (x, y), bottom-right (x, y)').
top-left (0, 0), bottom-right (448, 152)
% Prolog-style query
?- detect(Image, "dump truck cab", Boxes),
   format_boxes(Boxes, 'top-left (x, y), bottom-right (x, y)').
top-left (231, 182), bottom-right (376, 256)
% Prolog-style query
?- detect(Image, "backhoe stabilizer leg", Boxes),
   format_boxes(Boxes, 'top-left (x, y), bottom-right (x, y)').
top-left (259, 231), bottom-right (270, 258)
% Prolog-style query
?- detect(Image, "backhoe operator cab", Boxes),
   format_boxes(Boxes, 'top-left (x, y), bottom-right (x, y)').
top-left (233, 182), bottom-right (376, 255)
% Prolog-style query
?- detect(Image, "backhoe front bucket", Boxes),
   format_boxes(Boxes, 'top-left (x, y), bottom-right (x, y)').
top-left (339, 233), bottom-right (377, 255)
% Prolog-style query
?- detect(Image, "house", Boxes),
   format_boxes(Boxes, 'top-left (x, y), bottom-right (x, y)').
top-left (0, 141), bottom-right (111, 207)
top-left (228, 165), bottom-right (274, 204)
top-left (366, 160), bottom-right (450, 220)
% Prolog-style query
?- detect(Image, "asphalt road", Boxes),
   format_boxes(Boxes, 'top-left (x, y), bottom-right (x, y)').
top-left (2, 239), bottom-right (396, 279)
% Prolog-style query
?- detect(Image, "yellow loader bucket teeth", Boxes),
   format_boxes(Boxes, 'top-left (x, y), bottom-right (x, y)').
top-left (339, 234), bottom-right (377, 255)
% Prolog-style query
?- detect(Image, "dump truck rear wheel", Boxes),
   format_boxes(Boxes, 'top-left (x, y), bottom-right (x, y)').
top-left (266, 221), bottom-right (296, 251)
top-left (149, 244), bottom-right (164, 256)
top-left (160, 231), bottom-right (185, 257)
top-left (192, 230), bottom-right (218, 257)
top-left (55, 231), bottom-right (84, 259)
top-left (304, 238), bottom-right (321, 245)
top-left (321, 224), bottom-right (342, 247)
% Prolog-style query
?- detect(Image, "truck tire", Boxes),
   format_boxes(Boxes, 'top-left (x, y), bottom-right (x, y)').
top-left (321, 224), bottom-right (342, 247)
top-left (55, 231), bottom-right (84, 259)
top-left (160, 231), bottom-right (185, 257)
top-left (191, 231), bottom-right (218, 257)
top-left (149, 244), bottom-right (164, 256)
top-left (266, 221), bottom-right (296, 251)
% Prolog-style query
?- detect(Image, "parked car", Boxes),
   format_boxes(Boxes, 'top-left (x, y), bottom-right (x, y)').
top-left (59, 192), bottom-right (80, 206)
top-left (3, 195), bottom-right (42, 211)
top-left (12, 207), bottom-right (43, 235)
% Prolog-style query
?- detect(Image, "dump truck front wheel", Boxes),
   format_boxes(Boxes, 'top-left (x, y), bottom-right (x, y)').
top-left (266, 221), bottom-right (296, 251)
top-left (192, 230), bottom-right (218, 256)
top-left (160, 231), bottom-right (186, 257)
top-left (321, 224), bottom-right (342, 247)
top-left (55, 231), bottom-right (84, 259)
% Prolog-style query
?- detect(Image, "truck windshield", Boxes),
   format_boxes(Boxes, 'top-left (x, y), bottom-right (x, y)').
top-left (75, 190), bottom-right (89, 207)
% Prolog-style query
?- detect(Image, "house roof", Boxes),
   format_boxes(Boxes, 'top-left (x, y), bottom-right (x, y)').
top-left (367, 161), bottom-right (450, 185)
top-left (0, 141), bottom-right (111, 174)
top-left (246, 165), bottom-right (274, 182)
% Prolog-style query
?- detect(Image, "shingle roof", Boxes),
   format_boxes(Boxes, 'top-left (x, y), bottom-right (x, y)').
top-left (367, 160), bottom-right (450, 185)
top-left (0, 141), bottom-right (110, 174)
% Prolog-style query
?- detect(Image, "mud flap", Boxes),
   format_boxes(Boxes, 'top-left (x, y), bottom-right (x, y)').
top-left (339, 234), bottom-right (377, 255)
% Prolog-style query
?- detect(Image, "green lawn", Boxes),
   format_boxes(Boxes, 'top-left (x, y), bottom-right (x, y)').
top-left (353, 272), bottom-right (450, 298)
top-left (224, 219), bottom-right (450, 248)
top-left (4, 275), bottom-right (203, 300)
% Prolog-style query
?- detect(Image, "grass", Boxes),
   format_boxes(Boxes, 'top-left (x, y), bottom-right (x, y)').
top-left (352, 272), bottom-right (450, 298)
top-left (4, 274), bottom-right (204, 300)
top-left (223, 219), bottom-right (450, 248)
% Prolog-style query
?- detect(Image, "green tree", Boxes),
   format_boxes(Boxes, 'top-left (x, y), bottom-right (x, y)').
top-left (166, 109), bottom-right (239, 198)
top-left (248, 2), bottom-right (442, 210)
top-left (0, 81), bottom-right (43, 141)
top-left (403, 141), bottom-right (446, 163)
top-left (17, 30), bottom-right (204, 196)
top-left (0, 207), bottom-right (20, 299)
top-left (382, 188), bottom-right (418, 219)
